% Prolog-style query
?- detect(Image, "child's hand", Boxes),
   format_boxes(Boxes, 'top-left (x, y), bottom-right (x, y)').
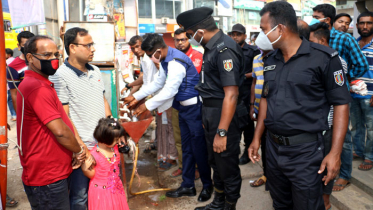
top-left (82, 156), bottom-right (94, 171)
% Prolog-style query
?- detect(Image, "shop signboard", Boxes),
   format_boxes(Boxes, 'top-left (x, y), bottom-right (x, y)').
top-left (139, 24), bottom-right (155, 34)
top-left (233, 0), bottom-right (264, 11)
top-left (155, 24), bottom-right (167, 33)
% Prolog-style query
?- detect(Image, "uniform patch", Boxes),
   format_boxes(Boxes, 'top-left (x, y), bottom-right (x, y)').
top-left (223, 59), bottom-right (233, 72)
top-left (264, 65), bottom-right (276, 71)
top-left (334, 70), bottom-right (344, 86)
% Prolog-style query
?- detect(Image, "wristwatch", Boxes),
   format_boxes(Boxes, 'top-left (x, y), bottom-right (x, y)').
top-left (217, 129), bottom-right (227, 137)
top-left (126, 83), bottom-right (131, 89)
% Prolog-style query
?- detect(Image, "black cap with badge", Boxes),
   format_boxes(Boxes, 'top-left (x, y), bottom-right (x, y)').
top-left (176, 7), bottom-right (213, 30)
top-left (231, 23), bottom-right (246, 34)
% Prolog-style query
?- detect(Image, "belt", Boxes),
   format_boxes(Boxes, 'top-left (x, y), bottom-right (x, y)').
top-left (202, 98), bottom-right (223, 108)
top-left (269, 130), bottom-right (318, 146)
top-left (180, 96), bottom-right (198, 106)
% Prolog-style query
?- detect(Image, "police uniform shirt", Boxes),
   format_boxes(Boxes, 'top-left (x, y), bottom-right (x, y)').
top-left (261, 38), bottom-right (351, 136)
top-left (196, 30), bottom-right (244, 99)
top-left (242, 42), bottom-right (260, 87)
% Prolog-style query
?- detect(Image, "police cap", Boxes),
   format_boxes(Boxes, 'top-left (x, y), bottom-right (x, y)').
top-left (176, 7), bottom-right (213, 30)
top-left (232, 23), bottom-right (246, 34)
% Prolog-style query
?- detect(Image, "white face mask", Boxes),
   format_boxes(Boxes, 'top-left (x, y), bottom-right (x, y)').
top-left (189, 29), bottom-right (204, 46)
top-left (255, 25), bottom-right (282, 51)
top-left (150, 49), bottom-right (161, 64)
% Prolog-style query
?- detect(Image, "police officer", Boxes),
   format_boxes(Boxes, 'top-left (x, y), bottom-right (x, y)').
top-left (177, 7), bottom-right (247, 210)
top-left (231, 23), bottom-right (260, 165)
top-left (122, 33), bottom-right (213, 202)
top-left (248, 2), bottom-right (351, 210)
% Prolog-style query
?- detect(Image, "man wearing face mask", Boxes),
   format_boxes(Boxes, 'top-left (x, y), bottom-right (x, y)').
top-left (7, 31), bottom-right (34, 112)
top-left (50, 27), bottom-right (112, 210)
top-left (231, 23), bottom-right (260, 165)
top-left (312, 3), bottom-right (369, 193)
top-left (18, 35), bottom-right (85, 209)
top-left (177, 7), bottom-right (247, 210)
top-left (248, 2), bottom-right (351, 209)
top-left (123, 33), bottom-right (213, 202)
top-left (171, 28), bottom-right (203, 178)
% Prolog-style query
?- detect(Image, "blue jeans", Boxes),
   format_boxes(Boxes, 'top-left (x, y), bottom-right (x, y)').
top-left (23, 179), bottom-right (70, 210)
top-left (351, 98), bottom-right (373, 162)
top-left (339, 111), bottom-right (353, 180)
top-left (69, 168), bottom-right (90, 210)
top-left (7, 90), bottom-right (16, 117)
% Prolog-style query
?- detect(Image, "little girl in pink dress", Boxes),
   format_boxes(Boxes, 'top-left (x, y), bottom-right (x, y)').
top-left (82, 117), bottom-right (130, 210)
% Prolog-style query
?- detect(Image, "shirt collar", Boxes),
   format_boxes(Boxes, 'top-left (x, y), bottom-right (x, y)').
top-left (242, 42), bottom-right (250, 50)
top-left (163, 47), bottom-right (174, 63)
top-left (330, 27), bottom-right (338, 37)
top-left (185, 45), bottom-right (194, 56)
top-left (64, 58), bottom-right (94, 76)
top-left (275, 37), bottom-right (310, 61)
top-left (205, 30), bottom-right (224, 50)
top-left (356, 36), bottom-right (373, 49)
top-left (25, 70), bottom-right (53, 87)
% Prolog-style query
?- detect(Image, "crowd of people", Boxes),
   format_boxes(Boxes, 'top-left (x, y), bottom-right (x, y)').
top-left (4, 1), bottom-right (373, 210)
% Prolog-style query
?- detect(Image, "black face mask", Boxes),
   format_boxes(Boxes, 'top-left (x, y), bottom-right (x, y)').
top-left (32, 55), bottom-right (59, 75)
top-left (20, 47), bottom-right (25, 54)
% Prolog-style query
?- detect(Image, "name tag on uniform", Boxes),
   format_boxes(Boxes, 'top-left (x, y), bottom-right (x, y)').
top-left (264, 65), bottom-right (276, 71)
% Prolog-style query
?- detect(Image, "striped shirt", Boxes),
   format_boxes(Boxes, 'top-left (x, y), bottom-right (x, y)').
top-left (252, 54), bottom-right (264, 114)
top-left (49, 59), bottom-right (106, 150)
top-left (329, 27), bottom-right (369, 79)
top-left (351, 37), bottom-right (373, 99)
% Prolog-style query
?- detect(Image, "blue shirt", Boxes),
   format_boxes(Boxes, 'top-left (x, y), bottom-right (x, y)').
top-left (351, 37), bottom-right (373, 99)
top-left (329, 27), bottom-right (369, 79)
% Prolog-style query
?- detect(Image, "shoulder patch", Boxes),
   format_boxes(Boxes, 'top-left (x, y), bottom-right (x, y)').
top-left (310, 42), bottom-right (338, 57)
top-left (334, 70), bottom-right (344, 86)
top-left (223, 59), bottom-right (233, 72)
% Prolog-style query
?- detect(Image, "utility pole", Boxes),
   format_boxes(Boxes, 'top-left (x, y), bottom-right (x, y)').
top-left (0, 0), bottom-right (9, 208)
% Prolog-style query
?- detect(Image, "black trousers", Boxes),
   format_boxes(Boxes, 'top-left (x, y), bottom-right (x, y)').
top-left (202, 105), bottom-right (242, 203)
top-left (323, 127), bottom-right (333, 195)
top-left (242, 89), bottom-right (255, 147)
top-left (266, 131), bottom-right (325, 210)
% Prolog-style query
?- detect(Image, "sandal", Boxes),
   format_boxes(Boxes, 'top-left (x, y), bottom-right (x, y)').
top-left (171, 168), bottom-right (182, 177)
top-left (143, 143), bottom-right (156, 153)
top-left (333, 181), bottom-right (350, 191)
top-left (158, 161), bottom-right (177, 171)
top-left (6, 194), bottom-right (18, 207)
top-left (250, 175), bottom-right (267, 187)
top-left (358, 161), bottom-right (373, 171)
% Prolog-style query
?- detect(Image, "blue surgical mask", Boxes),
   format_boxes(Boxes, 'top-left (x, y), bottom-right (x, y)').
top-left (309, 17), bottom-right (326, 26)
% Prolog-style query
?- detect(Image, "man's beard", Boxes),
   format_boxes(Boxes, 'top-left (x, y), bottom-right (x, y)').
top-left (238, 40), bottom-right (245, 46)
top-left (358, 28), bottom-right (373, 37)
top-left (179, 44), bottom-right (190, 53)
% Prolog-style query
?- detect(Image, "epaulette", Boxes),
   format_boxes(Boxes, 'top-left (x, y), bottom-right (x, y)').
top-left (217, 41), bottom-right (228, 53)
top-left (310, 42), bottom-right (338, 57)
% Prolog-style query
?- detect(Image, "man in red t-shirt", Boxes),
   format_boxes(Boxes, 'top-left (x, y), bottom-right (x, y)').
top-left (171, 28), bottom-right (204, 178)
top-left (17, 35), bottom-right (85, 209)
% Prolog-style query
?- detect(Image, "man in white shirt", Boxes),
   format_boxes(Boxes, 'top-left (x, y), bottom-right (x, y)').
top-left (123, 33), bottom-right (213, 202)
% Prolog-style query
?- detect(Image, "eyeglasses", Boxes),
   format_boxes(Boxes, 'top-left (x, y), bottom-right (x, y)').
top-left (33, 52), bottom-right (62, 59)
top-left (73, 43), bottom-right (95, 49)
top-left (174, 38), bottom-right (188, 43)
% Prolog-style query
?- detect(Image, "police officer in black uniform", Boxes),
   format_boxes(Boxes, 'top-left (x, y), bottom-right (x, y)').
top-left (248, 2), bottom-right (351, 210)
top-left (177, 7), bottom-right (247, 210)
top-left (231, 23), bottom-right (260, 165)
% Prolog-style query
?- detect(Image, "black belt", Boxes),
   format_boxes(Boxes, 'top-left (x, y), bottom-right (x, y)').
top-left (269, 130), bottom-right (318, 146)
top-left (202, 98), bottom-right (223, 108)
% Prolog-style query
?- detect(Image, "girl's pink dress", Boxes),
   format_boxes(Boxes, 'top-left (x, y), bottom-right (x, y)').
top-left (88, 145), bottom-right (129, 210)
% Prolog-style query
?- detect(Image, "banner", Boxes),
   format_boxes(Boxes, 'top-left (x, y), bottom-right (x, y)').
top-left (8, 0), bottom-right (45, 29)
